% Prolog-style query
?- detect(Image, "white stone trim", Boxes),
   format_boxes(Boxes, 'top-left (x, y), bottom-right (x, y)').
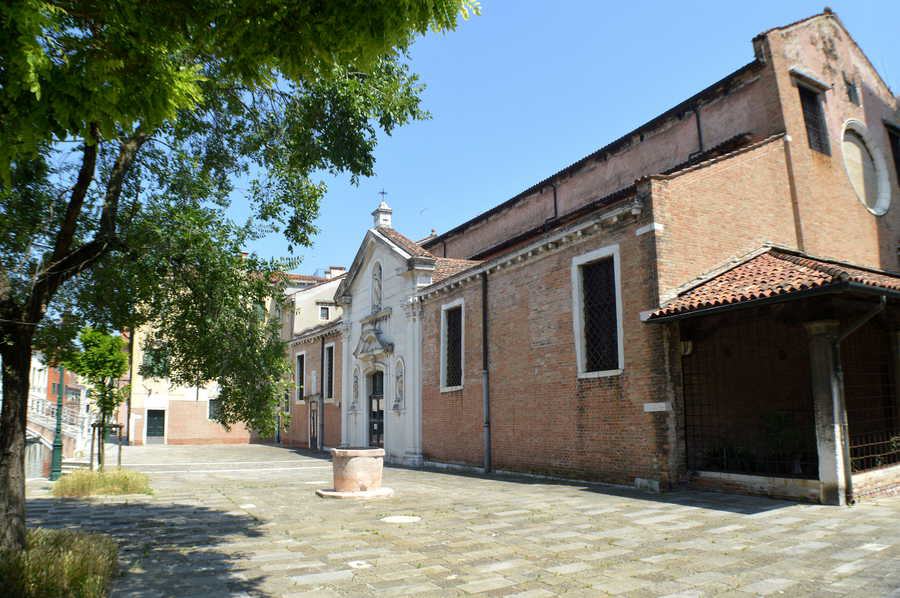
top-left (840, 119), bottom-right (892, 216)
top-left (571, 244), bottom-right (624, 379)
top-left (643, 402), bottom-right (669, 413)
top-left (440, 297), bottom-right (465, 392)
top-left (635, 222), bottom-right (664, 236)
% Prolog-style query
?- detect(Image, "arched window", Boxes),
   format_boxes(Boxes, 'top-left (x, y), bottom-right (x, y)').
top-left (372, 263), bottom-right (383, 313)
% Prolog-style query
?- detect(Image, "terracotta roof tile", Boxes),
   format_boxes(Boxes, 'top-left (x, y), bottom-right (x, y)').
top-left (650, 248), bottom-right (900, 319)
top-left (433, 257), bottom-right (481, 283)
top-left (375, 226), bottom-right (434, 258)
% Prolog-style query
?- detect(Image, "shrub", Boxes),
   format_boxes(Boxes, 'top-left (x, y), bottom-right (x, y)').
top-left (0, 528), bottom-right (118, 597)
top-left (52, 468), bottom-right (151, 499)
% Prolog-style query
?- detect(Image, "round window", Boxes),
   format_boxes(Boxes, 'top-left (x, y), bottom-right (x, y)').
top-left (841, 120), bottom-right (891, 215)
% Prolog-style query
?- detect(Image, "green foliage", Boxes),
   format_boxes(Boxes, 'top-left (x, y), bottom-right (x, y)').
top-left (52, 468), bottom-right (151, 498)
top-left (0, 1), bottom-right (477, 442)
top-left (0, 528), bottom-right (118, 597)
top-left (64, 328), bottom-right (129, 421)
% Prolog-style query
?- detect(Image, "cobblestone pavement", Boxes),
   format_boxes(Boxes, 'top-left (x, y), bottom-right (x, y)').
top-left (26, 444), bottom-right (900, 597)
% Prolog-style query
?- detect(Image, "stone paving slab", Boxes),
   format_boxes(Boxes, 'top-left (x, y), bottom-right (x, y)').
top-left (25, 444), bottom-right (900, 597)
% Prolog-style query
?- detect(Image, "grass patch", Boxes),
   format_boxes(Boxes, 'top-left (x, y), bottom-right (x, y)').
top-left (0, 528), bottom-right (118, 597)
top-left (52, 468), bottom-right (151, 498)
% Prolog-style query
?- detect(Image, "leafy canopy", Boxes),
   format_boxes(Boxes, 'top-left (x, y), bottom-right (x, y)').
top-left (64, 327), bottom-right (129, 420)
top-left (0, 1), bottom-right (478, 437)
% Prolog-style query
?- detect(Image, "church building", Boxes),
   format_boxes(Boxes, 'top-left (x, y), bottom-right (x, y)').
top-left (305, 10), bottom-right (899, 504)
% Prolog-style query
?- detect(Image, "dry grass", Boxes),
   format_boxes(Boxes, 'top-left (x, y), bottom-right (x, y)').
top-left (0, 528), bottom-right (118, 597)
top-left (52, 468), bottom-right (152, 498)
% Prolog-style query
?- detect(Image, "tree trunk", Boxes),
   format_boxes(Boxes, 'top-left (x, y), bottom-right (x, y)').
top-left (0, 329), bottom-right (34, 552)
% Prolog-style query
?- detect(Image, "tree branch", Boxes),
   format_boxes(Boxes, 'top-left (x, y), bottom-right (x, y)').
top-left (100, 132), bottom-right (148, 237)
top-left (25, 129), bottom-right (149, 323)
top-left (51, 123), bottom-right (99, 263)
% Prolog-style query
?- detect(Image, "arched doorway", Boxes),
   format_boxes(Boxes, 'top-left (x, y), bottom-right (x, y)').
top-left (368, 370), bottom-right (384, 448)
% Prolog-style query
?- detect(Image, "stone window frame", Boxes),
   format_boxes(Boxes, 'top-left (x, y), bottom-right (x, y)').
top-left (440, 297), bottom-right (465, 393)
top-left (791, 69), bottom-right (832, 156)
top-left (295, 351), bottom-right (307, 404)
top-left (324, 342), bottom-right (336, 401)
top-left (571, 243), bottom-right (624, 379)
top-left (840, 119), bottom-right (892, 216)
top-left (319, 305), bottom-right (330, 321)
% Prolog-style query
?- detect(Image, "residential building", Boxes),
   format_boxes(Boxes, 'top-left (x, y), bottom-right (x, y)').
top-left (332, 11), bottom-right (899, 504)
top-left (281, 270), bottom-right (345, 449)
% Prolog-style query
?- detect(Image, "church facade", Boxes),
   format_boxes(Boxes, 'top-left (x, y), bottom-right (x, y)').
top-left (292, 11), bottom-right (900, 504)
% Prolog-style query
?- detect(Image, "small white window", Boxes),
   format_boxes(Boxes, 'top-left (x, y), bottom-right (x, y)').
top-left (440, 298), bottom-right (464, 391)
top-left (571, 244), bottom-right (624, 378)
top-left (319, 306), bottom-right (330, 320)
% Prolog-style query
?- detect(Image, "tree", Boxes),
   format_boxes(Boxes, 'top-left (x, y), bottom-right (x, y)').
top-left (64, 328), bottom-right (129, 470)
top-left (0, 0), bottom-right (478, 551)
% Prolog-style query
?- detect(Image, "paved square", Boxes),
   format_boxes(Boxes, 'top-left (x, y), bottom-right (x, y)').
top-left (26, 445), bottom-right (900, 596)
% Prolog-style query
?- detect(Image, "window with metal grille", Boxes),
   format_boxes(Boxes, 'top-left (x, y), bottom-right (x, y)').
top-left (798, 85), bottom-right (830, 154)
top-left (887, 125), bottom-right (900, 183)
top-left (295, 354), bottom-right (305, 400)
top-left (581, 257), bottom-right (619, 372)
top-left (443, 305), bottom-right (463, 388)
top-left (319, 306), bottom-right (330, 320)
top-left (324, 345), bottom-right (334, 399)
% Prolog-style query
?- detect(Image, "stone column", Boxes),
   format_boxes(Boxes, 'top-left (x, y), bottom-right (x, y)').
top-left (805, 320), bottom-right (849, 506)
top-left (339, 320), bottom-right (352, 448)
top-left (892, 331), bottom-right (900, 432)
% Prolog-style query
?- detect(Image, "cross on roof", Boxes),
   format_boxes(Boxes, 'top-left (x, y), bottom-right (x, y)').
top-left (378, 189), bottom-right (387, 200)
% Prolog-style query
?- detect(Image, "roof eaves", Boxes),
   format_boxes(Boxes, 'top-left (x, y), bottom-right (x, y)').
top-left (422, 59), bottom-right (763, 250)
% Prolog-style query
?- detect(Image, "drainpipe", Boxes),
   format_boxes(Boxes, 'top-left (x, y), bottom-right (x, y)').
top-left (551, 183), bottom-right (559, 221)
top-left (692, 105), bottom-right (704, 153)
top-left (481, 272), bottom-right (492, 473)
top-left (319, 338), bottom-right (325, 451)
top-left (834, 296), bottom-right (886, 503)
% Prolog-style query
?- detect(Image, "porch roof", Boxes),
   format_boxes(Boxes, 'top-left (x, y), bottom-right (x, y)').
top-left (648, 247), bottom-right (900, 321)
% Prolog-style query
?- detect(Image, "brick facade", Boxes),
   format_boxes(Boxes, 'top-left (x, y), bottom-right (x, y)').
top-left (283, 328), bottom-right (343, 449)
top-left (410, 11), bottom-right (900, 497)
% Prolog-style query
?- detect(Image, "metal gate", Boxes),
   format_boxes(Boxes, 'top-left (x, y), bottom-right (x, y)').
top-left (368, 371), bottom-right (384, 448)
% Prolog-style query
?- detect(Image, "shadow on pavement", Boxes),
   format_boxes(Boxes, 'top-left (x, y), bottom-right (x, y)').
top-left (27, 497), bottom-right (267, 596)
top-left (408, 464), bottom-right (794, 515)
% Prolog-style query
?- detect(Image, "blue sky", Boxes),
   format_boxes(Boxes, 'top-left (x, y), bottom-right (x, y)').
top-left (236, 1), bottom-right (899, 275)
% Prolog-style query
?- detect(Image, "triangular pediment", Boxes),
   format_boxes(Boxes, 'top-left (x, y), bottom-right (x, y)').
top-left (353, 325), bottom-right (394, 360)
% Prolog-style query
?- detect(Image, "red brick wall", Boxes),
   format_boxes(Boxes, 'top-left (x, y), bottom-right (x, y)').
top-left (422, 219), bottom-right (678, 486)
top-left (651, 136), bottom-right (800, 299)
top-left (166, 400), bottom-right (251, 445)
top-left (762, 16), bottom-right (899, 271)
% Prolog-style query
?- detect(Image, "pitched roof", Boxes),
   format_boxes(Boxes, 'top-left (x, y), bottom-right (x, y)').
top-left (375, 226), bottom-right (434, 258)
top-left (649, 248), bottom-right (900, 320)
top-left (433, 257), bottom-right (481, 283)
